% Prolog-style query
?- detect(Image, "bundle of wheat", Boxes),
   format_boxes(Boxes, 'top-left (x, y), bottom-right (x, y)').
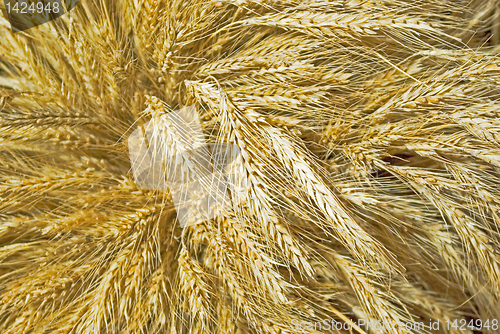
top-left (1, 0), bottom-right (500, 333)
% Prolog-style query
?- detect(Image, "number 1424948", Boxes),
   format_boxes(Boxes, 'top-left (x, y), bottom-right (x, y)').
top-left (445, 319), bottom-right (498, 331)
top-left (6, 2), bottom-right (61, 14)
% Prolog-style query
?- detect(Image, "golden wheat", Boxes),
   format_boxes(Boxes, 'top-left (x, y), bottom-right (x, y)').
top-left (1, 0), bottom-right (500, 333)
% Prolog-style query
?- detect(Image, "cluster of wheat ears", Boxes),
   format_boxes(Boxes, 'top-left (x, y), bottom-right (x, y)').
top-left (1, 0), bottom-right (500, 333)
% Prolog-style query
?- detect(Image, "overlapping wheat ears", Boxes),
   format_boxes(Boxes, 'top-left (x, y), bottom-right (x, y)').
top-left (1, 0), bottom-right (500, 333)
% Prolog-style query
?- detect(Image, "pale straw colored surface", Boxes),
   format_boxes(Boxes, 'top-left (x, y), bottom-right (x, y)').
top-left (1, 0), bottom-right (500, 333)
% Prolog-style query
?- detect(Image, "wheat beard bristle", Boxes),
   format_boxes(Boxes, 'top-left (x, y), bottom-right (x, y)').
top-left (1, 0), bottom-right (500, 333)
